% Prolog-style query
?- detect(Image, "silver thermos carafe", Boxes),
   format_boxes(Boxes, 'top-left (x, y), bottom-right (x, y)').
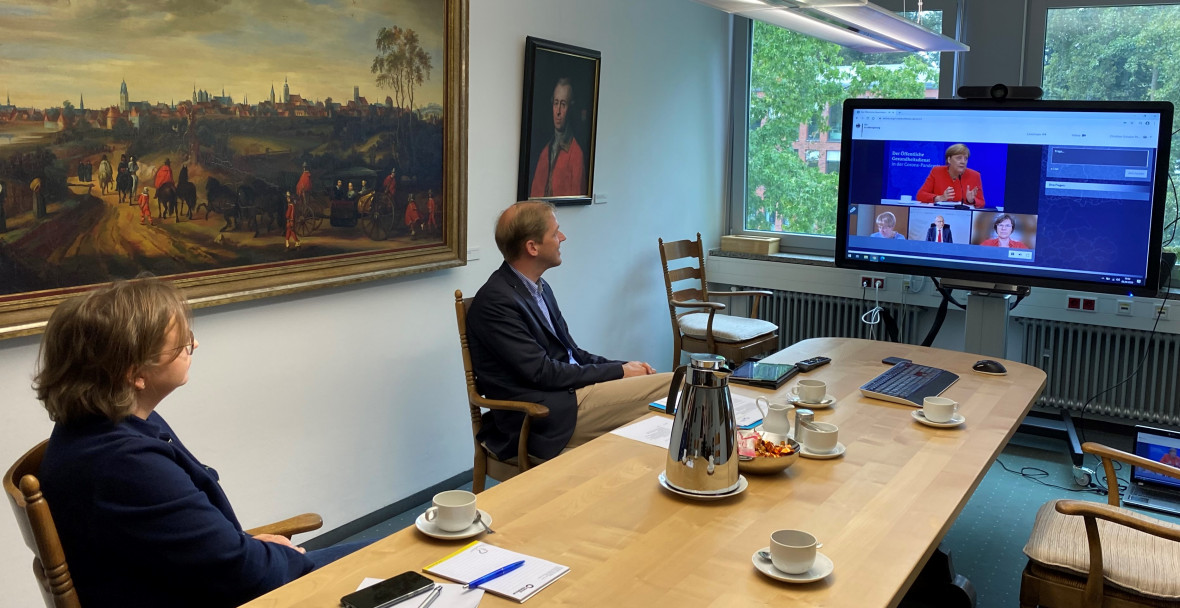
top-left (664, 353), bottom-right (740, 494)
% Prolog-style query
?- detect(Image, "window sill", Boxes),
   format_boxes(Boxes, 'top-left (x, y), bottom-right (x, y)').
top-left (709, 248), bottom-right (835, 267)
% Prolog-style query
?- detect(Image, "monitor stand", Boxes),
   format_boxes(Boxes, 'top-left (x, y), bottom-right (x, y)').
top-left (940, 279), bottom-right (1029, 358)
top-left (941, 279), bottom-right (1085, 471)
top-left (964, 293), bottom-right (1010, 358)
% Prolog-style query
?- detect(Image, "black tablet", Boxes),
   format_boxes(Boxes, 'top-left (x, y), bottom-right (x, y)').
top-left (730, 361), bottom-right (798, 389)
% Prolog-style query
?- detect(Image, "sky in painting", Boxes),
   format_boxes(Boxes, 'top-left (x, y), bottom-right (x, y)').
top-left (0, 0), bottom-right (444, 110)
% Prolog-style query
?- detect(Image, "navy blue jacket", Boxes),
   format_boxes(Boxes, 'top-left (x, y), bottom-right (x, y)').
top-left (38, 412), bottom-right (313, 608)
top-left (467, 262), bottom-right (623, 459)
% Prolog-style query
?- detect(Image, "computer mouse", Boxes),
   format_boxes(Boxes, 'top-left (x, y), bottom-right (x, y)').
top-left (972, 359), bottom-right (1007, 375)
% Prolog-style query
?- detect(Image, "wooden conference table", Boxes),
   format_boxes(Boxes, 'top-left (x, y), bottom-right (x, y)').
top-left (243, 337), bottom-right (1046, 608)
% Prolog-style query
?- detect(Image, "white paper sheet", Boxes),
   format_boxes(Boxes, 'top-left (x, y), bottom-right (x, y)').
top-left (648, 392), bottom-right (766, 428)
top-left (610, 415), bottom-right (673, 448)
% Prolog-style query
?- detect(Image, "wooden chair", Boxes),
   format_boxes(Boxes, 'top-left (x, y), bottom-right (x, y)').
top-left (5, 440), bottom-right (323, 608)
top-left (1020, 441), bottom-right (1180, 607)
top-left (659, 233), bottom-right (779, 368)
top-left (454, 290), bottom-right (550, 493)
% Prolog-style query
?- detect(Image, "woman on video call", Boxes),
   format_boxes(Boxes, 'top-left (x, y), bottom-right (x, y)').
top-left (980, 214), bottom-right (1028, 249)
top-left (917, 143), bottom-right (985, 208)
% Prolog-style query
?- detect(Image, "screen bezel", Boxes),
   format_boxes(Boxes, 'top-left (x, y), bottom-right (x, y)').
top-left (834, 97), bottom-right (1174, 297)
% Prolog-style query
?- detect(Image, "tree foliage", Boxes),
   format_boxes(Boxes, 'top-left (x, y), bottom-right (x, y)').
top-left (1041, 5), bottom-right (1180, 247)
top-left (747, 21), bottom-right (937, 236)
top-left (371, 26), bottom-right (434, 172)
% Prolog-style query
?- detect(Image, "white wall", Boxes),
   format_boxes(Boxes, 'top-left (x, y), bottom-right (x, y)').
top-left (0, 1), bottom-right (731, 605)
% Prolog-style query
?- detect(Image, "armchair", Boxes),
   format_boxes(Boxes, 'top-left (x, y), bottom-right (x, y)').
top-left (1020, 441), bottom-right (1180, 607)
top-left (454, 290), bottom-right (550, 493)
top-left (5, 439), bottom-right (322, 608)
top-left (658, 233), bottom-right (779, 368)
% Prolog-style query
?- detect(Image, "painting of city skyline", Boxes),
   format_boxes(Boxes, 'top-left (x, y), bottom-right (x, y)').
top-left (0, 0), bottom-right (469, 338)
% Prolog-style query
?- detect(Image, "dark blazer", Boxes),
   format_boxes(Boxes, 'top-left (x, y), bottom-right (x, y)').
top-left (38, 412), bottom-right (313, 608)
top-left (925, 224), bottom-right (953, 243)
top-left (467, 262), bottom-right (624, 459)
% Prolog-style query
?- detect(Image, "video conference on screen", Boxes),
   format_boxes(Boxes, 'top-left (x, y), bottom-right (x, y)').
top-left (844, 137), bottom-right (1158, 288)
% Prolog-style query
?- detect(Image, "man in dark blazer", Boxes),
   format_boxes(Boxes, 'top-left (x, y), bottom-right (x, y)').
top-left (925, 215), bottom-right (953, 243)
top-left (467, 201), bottom-right (670, 460)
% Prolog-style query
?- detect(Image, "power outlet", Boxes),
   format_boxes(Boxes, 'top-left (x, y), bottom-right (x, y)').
top-left (1157, 304), bottom-right (1170, 319)
top-left (1116, 300), bottom-right (1133, 316)
top-left (860, 276), bottom-right (885, 289)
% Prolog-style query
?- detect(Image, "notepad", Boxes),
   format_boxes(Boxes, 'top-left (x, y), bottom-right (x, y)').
top-left (423, 541), bottom-right (569, 603)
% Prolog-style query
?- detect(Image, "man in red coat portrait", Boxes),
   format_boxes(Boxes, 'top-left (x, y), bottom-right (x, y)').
top-left (529, 78), bottom-right (585, 198)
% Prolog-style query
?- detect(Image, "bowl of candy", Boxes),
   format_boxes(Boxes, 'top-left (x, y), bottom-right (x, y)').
top-left (737, 430), bottom-right (800, 474)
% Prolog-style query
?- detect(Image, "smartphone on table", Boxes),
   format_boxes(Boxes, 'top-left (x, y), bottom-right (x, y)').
top-left (340, 571), bottom-right (434, 608)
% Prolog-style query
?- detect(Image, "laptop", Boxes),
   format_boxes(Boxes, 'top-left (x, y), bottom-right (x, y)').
top-left (1123, 425), bottom-right (1180, 516)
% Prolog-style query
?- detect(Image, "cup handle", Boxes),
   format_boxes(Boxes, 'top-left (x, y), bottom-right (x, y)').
top-left (755, 397), bottom-right (769, 420)
top-left (424, 507), bottom-right (439, 522)
top-left (816, 542), bottom-right (823, 549)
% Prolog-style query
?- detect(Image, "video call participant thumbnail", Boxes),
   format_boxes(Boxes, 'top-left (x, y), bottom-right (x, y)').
top-left (916, 143), bottom-right (985, 208)
top-left (979, 213), bottom-right (1028, 249)
top-left (871, 211), bottom-right (905, 239)
top-left (926, 215), bottom-right (952, 243)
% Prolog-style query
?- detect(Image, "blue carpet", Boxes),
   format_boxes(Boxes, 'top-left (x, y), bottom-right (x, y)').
top-left (944, 432), bottom-right (1180, 607)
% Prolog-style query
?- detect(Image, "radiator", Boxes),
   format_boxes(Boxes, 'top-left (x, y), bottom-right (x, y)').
top-left (1017, 318), bottom-right (1180, 426)
top-left (743, 288), bottom-right (924, 350)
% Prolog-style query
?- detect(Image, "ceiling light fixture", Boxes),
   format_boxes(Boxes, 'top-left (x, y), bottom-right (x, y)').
top-left (693, 0), bottom-right (968, 54)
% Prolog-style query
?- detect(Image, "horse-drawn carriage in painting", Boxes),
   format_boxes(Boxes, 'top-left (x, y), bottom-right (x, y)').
top-left (294, 167), bottom-right (396, 241)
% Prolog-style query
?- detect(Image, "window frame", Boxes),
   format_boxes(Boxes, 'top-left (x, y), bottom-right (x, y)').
top-left (726, 0), bottom-right (964, 254)
top-left (1022, 0), bottom-right (1180, 88)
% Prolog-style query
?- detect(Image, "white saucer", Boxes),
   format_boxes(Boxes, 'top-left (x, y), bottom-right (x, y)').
top-left (912, 410), bottom-right (966, 428)
top-left (658, 471), bottom-right (748, 500)
top-left (752, 548), bottom-right (834, 583)
top-left (414, 509), bottom-right (492, 540)
top-left (799, 442), bottom-right (846, 459)
top-left (787, 394), bottom-right (836, 409)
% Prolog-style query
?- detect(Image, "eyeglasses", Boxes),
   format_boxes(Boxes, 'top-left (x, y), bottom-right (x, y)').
top-left (154, 330), bottom-right (195, 360)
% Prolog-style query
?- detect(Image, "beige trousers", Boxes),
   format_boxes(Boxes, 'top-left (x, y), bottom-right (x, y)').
top-left (564, 372), bottom-right (674, 451)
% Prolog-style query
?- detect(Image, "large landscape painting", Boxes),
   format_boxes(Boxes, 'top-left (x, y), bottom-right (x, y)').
top-left (0, 0), bottom-right (468, 338)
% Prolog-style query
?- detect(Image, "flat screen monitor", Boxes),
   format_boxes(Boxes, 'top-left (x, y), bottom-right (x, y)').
top-left (834, 98), bottom-right (1174, 297)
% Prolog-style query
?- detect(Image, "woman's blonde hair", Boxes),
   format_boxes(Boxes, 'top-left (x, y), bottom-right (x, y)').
top-left (33, 278), bottom-right (191, 424)
top-left (945, 143), bottom-right (971, 161)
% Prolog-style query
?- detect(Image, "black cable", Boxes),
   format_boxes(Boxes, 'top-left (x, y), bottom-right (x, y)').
top-left (919, 281), bottom-right (950, 347)
top-left (1075, 270), bottom-right (1173, 446)
top-left (931, 277), bottom-right (966, 309)
top-left (995, 459), bottom-right (1115, 496)
top-left (1164, 171), bottom-right (1179, 247)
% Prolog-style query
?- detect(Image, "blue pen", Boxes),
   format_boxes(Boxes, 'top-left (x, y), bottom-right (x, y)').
top-left (463, 560), bottom-right (525, 589)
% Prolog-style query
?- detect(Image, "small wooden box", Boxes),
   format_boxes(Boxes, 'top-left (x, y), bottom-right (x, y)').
top-left (721, 235), bottom-right (780, 255)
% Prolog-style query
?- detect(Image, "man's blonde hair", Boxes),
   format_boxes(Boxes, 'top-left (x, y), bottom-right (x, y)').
top-left (494, 200), bottom-right (555, 261)
top-left (33, 278), bottom-right (191, 424)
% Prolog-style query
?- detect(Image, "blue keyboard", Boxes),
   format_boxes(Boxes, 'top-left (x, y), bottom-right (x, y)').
top-left (859, 362), bottom-right (959, 407)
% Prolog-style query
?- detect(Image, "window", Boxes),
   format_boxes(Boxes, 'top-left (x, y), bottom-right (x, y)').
top-left (731, 4), bottom-right (954, 248)
top-left (825, 150), bottom-right (841, 175)
top-left (1026, 1), bottom-right (1180, 249)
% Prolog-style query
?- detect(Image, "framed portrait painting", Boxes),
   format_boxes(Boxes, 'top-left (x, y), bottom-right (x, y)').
top-left (0, 0), bottom-right (469, 339)
top-left (516, 37), bottom-right (601, 206)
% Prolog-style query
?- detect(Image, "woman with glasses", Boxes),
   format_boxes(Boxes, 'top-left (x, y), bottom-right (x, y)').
top-left (33, 278), bottom-right (356, 608)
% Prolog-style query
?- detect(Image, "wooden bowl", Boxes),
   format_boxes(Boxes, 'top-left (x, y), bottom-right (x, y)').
top-left (737, 438), bottom-right (800, 475)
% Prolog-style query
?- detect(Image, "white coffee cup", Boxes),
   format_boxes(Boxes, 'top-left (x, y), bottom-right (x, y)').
top-left (756, 397), bottom-right (794, 436)
top-left (424, 490), bottom-right (477, 532)
top-left (788, 379), bottom-right (827, 404)
top-left (798, 421), bottom-right (839, 454)
top-left (923, 396), bottom-right (958, 423)
top-left (770, 529), bottom-right (823, 574)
